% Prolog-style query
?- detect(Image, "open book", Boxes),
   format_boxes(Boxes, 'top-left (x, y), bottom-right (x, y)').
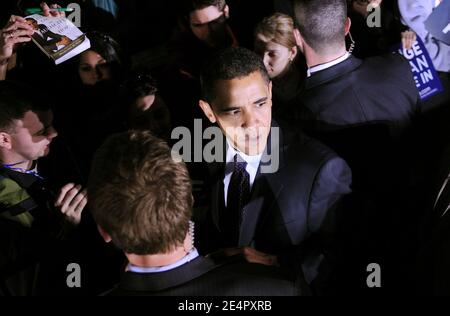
top-left (25, 14), bottom-right (91, 65)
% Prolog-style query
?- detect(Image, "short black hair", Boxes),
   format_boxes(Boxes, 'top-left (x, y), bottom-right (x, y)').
top-left (0, 81), bottom-right (51, 132)
top-left (179, 0), bottom-right (227, 17)
top-left (122, 72), bottom-right (158, 105)
top-left (293, 0), bottom-right (347, 54)
top-left (200, 47), bottom-right (270, 103)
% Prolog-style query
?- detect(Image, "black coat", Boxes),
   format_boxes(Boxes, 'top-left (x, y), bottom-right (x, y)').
top-left (198, 123), bottom-right (352, 290)
top-left (104, 255), bottom-right (304, 296)
top-left (298, 54), bottom-right (420, 135)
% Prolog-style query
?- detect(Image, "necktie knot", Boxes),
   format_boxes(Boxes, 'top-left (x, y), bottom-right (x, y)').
top-left (233, 155), bottom-right (247, 173)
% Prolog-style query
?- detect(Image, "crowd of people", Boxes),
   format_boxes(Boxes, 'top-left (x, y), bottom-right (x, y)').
top-left (0, 0), bottom-right (449, 296)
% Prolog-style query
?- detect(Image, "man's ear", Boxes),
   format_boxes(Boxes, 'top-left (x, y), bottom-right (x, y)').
top-left (97, 226), bottom-right (112, 243)
top-left (345, 17), bottom-right (352, 36)
top-left (199, 100), bottom-right (217, 124)
top-left (223, 5), bottom-right (230, 19)
top-left (0, 132), bottom-right (12, 150)
top-left (293, 28), bottom-right (304, 53)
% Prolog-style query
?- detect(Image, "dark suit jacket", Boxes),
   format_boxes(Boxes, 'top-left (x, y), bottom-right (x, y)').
top-left (298, 54), bottom-right (420, 135)
top-left (418, 148), bottom-right (450, 295)
top-left (104, 255), bottom-right (303, 296)
top-left (296, 55), bottom-right (421, 293)
top-left (198, 123), bottom-right (352, 289)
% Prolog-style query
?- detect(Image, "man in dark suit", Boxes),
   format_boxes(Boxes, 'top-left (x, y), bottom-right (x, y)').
top-left (292, 1), bottom-right (423, 294)
top-left (196, 47), bottom-right (352, 294)
top-left (292, 0), bottom-right (420, 135)
top-left (88, 131), bottom-right (304, 296)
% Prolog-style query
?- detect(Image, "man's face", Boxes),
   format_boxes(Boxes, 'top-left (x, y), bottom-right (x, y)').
top-left (189, 5), bottom-right (229, 47)
top-left (9, 110), bottom-right (58, 162)
top-left (26, 19), bottom-right (39, 30)
top-left (200, 71), bottom-right (272, 156)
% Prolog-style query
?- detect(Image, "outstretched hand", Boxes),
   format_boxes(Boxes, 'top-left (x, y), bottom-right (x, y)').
top-left (218, 247), bottom-right (280, 267)
top-left (55, 183), bottom-right (88, 226)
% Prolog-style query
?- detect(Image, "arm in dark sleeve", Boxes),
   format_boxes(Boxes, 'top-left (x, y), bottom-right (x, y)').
top-left (278, 157), bottom-right (352, 292)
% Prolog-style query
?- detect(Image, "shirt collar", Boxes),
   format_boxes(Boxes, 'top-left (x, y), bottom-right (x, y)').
top-left (225, 139), bottom-right (263, 175)
top-left (307, 52), bottom-right (350, 77)
top-left (127, 249), bottom-right (200, 274)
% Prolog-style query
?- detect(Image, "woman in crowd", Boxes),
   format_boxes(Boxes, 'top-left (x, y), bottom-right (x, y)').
top-left (254, 13), bottom-right (306, 125)
top-left (58, 31), bottom-right (129, 179)
top-left (77, 31), bottom-right (127, 86)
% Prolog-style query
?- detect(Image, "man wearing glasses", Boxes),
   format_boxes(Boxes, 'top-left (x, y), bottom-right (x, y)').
top-left (169, 0), bottom-right (238, 81)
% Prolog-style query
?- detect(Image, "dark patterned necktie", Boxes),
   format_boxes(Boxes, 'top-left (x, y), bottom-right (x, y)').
top-left (222, 155), bottom-right (251, 245)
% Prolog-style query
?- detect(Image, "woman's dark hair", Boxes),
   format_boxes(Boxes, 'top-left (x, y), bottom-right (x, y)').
top-left (81, 31), bottom-right (130, 83)
top-left (122, 72), bottom-right (158, 104)
top-left (87, 31), bottom-right (125, 65)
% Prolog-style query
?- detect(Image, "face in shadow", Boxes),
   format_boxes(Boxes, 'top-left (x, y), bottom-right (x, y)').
top-left (189, 5), bottom-right (231, 48)
top-left (129, 94), bottom-right (172, 140)
top-left (78, 50), bottom-right (113, 86)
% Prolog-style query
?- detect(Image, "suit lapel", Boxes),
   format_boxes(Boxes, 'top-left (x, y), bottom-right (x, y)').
top-left (209, 137), bottom-right (228, 231)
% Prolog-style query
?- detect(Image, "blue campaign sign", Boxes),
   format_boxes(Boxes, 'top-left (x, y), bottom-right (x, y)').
top-left (394, 38), bottom-right (444, 101)
top-left (425, 0), bottom-right (450, 45)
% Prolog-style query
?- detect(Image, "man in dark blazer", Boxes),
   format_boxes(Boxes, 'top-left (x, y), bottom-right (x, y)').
top-left (197, 47), bottom-right (352, 294)
top-left (292, 0), bottom-right (420, 135)
top-left (88, 131), bottom-right (304, 296)
top-left (292, 1), bottom-right (423, 293)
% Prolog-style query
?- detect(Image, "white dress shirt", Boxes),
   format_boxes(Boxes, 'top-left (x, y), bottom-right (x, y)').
top-left (223, 139), bottom-right (263, 207)
top-left (126, 249), bottom-right (199, 274)
top-left (307, 52), bottom-right (350, 77)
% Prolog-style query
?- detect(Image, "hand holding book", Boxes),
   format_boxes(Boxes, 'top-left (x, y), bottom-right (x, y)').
top-left (0, 16), bottom-right (34, 65)
top-left (1, 3), bottom-right (66, 68)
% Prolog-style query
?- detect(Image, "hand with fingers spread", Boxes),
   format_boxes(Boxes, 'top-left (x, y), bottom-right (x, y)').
top-left (55, 183), bottom-right (87, 226)
top-left (401, 30), bottom-right (417, 51)
top-left (0, 16), bottom-right (34, 66)
top-left (220, 247), bottom-right (280, 267)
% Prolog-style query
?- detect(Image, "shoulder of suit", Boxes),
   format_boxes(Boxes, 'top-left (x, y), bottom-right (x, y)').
top-left (362, 53), bottom-right (411, 73)
top-left (286, 134), bottom-right (338, 164)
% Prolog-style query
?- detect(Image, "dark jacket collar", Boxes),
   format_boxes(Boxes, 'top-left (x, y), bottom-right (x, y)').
top-left (305, 55), bottom-right (363, 90)
top-left (0, 166), bottom-right (40, 190)
top-left (115, 255), bottom-right (242, 293)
